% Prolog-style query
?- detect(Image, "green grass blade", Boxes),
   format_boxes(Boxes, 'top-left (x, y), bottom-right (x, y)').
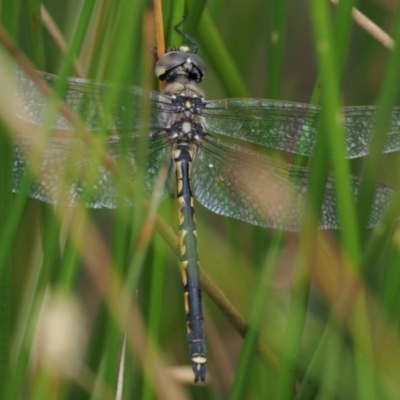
top-left (229, 233), bottom-right (284, 400)
top-left (198, 10), bottom-right (248, 97)
top-left (264, 0), bottom-right (288, 99)
top-left (0, 2), bottom-right (19, 395)
top-left (357, 6), bottom-right (400, 242)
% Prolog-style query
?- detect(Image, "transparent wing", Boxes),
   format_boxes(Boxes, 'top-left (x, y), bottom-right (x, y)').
top-left (13, 136), bottom-right (171, 208)
top-left (203, 99), bottom-right (400, 158)
top-left (15, 67), bottom-right (173, 132)
top-left (13, 69), bottom-right (394, 225)
top-left (14, 68), bottom-right (174, 208)
top-left (192, 138), bottom-right (393, 231)
top-left (16, 69), bottom-right (400, 158)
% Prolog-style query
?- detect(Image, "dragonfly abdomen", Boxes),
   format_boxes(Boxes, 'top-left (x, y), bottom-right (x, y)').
top-left (173, 142), bottom-right (206, 383)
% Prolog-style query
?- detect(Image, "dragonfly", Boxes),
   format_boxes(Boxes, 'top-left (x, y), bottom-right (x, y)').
top-left (13, 37), bottom-right (399, 383)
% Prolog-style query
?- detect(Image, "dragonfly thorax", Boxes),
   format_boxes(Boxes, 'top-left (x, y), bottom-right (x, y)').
top-left (169, 118), bottom-right (205, 144)
top-left (160, 81), bottom-right (206, 146)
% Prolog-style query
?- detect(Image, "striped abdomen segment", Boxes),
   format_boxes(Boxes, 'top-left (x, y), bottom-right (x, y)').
top-left (173, 142), bottom-right (206, 383)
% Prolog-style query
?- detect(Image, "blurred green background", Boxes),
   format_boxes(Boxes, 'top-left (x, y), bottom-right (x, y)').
top-left (1, 0), bottom-right (400, 399)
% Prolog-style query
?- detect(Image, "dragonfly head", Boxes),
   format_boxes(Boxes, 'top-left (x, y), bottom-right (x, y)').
top-left (155, 46), bottom-right (206, 84)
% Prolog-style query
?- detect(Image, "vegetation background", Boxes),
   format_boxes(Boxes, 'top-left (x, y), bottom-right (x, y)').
top-left (0, 0), bottom-right (400, 399)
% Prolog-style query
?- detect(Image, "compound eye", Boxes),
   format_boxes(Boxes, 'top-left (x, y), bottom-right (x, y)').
top-left (189, 53), bottom-right (206, 78)
top-left (155, 51), bottom-right (188, 79)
